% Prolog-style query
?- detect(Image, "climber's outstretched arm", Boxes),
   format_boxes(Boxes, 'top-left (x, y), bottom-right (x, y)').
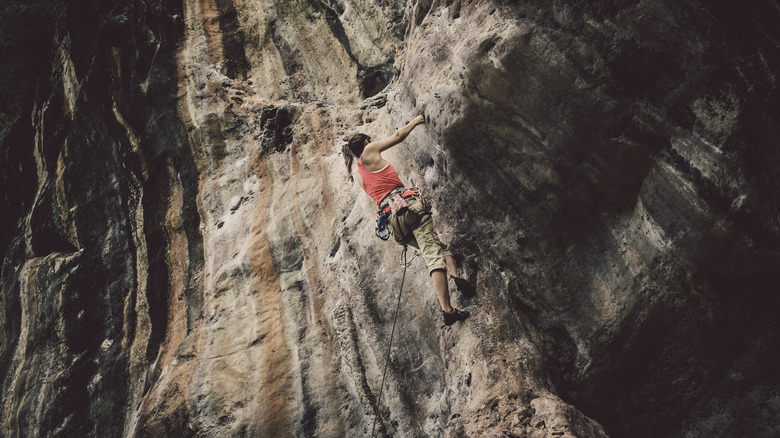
top-left (363, 115), bottom-right (425, 163)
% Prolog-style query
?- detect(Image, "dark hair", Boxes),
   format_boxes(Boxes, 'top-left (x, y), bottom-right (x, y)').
top-left (342, 133), bottom-right (370, 179)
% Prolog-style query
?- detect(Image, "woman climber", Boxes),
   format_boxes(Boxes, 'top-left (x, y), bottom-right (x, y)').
top-left (342, 115), bottom-right (472, 326)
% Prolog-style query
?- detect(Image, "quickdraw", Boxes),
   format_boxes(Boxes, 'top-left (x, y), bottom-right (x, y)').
top-left (376, 206), bottom-right (392, 240)
top-left (400, 245), bottom-right (419, 267)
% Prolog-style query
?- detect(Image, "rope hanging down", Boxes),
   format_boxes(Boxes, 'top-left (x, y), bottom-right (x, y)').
top-left (370, 246), bottom-right (410, 438)
top-left (399, 244), bottom-right (418, 267)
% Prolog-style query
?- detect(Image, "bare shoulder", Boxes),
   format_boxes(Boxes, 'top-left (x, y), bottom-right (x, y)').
top-left (361, 147), bottom-right (385, 171)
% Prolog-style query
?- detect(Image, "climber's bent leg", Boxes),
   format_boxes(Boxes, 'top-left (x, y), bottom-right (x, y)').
top-left (409, 215), bottom-right (457, 312)
top-left (431, 268), bottom-right (453, 313)
top-left (410, 214), bottom-right (451, 275)
top-left (445, 255), bottom-right (458, 278)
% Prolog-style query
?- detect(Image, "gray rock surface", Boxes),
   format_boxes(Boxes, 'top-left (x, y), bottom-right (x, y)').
top-left (1, 0), bottom-right (779, 437)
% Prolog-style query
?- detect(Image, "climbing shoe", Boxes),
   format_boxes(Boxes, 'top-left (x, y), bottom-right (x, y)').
top-left (451, 276), bottom-right (476, 298)
top-left (443, 307), bottom-right (470, 326)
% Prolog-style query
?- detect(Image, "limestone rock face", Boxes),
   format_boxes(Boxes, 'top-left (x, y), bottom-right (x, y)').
top-left (1, 1), bottom-right (779, 437)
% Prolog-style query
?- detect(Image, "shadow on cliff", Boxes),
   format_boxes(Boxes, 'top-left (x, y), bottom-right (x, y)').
top-left (410, 1), bottom-right (780, 436)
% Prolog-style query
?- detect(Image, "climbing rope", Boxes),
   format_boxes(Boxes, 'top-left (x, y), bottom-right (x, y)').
top-left (370, 246), bottom-right (409, 438)
top-left (399, 245), bottom-right (418, 267)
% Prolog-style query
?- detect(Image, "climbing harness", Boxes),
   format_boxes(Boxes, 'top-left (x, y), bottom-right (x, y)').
top-left (387, 190), bottom-right (410, 215)
top-left (375, 187), bottom-right (424, 242)
top-left (370, 246), bottom-right (409, 438)
top-left (375, 187), bottom-right (405, 240)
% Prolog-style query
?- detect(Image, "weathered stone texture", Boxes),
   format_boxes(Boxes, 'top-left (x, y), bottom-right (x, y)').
top-left (1, 0), bottom-right (779, 437)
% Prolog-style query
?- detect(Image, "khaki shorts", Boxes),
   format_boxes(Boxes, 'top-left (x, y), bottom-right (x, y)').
top-left (387, 196), bottom-right (451, 274)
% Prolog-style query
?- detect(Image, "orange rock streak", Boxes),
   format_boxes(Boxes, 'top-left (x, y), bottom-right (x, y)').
top-left (248, 151), bottom-right (296, 436)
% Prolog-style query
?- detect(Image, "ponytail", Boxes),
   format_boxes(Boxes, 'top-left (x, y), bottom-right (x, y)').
top-left (343, 133), bottom-right (370, 180)
top-left (342, 143), bottom-right (355, 180)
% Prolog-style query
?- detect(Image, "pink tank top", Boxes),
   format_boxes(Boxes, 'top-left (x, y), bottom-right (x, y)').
top-left (357, 157), bottom-right (404, 206)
